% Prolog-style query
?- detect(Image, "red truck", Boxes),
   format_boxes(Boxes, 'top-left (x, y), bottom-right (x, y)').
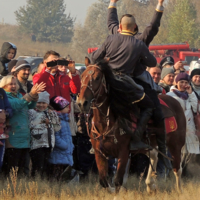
top-left (88, 42), bottom-right (200, 72)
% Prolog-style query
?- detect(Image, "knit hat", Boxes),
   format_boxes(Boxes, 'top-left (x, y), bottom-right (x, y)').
top-left (15, 60), bottom-right (31, 72)
top-left (190, 69), bottom-right (200, 79)
top-left (38, 91), bottom-right (50, 104)
top-left (161, 68), bottom-right (175, 80)
top-left (50, 96), bottom-right (69, 111)
top-left (175, 72), bottom-right (190, 83)
top-left (8, 59), bottom-right (17, 73)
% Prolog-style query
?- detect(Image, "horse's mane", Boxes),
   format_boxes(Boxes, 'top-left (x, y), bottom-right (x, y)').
top-left (96, 60), bottom-right (139, 121)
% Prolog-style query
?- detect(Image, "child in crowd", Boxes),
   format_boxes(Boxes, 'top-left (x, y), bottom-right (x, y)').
top-left (49, 96), bottom-right (74, 180)
top-left (0, 42), bottom-right (17, 77)
top-left (28, 91), bottom-right (61, 178)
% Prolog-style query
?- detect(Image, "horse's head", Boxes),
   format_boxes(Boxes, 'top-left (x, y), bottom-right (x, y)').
top-left (77, 57), bottom-right (108, 113)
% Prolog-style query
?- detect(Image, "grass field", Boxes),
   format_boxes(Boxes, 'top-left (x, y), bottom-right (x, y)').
top-left (1, 168), bottom-right (200, 200)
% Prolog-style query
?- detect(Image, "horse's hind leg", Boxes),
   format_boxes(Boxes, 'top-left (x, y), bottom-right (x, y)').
top-left (173, 149), bottom-right (183, 193)
top-left (171, 148), bottom-right (184, 193)
top-left (114, 150), bottom-right (129, 194)
top-left (145, 149), bottom-right (158, 194)
top-left (95, 152), bottom-right (110, 189)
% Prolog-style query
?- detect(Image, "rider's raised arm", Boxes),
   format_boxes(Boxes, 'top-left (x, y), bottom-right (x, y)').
top-left (107, 1), bottom-right (119, 35)
top-left (140, 42), bottom-right (157, 68)
top-left (90, 37), bottom-right (109, 64)
top-left (136, 1), bottom-right (164, 46)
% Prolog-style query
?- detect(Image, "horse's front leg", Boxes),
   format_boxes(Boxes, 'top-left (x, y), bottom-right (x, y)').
top-left (114, 149), bottom-right (129, 194)
top-left (95, 150), bottom-right (109, 189)
top-left (145, 148), bottom-right (158, 194)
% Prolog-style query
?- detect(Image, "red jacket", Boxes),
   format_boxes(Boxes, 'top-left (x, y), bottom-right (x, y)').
top-left (33, 68), bottom-right (81, 110)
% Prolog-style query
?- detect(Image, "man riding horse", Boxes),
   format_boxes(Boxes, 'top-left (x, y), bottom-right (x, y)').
top-left (90, 0), bottom-right (171, 169)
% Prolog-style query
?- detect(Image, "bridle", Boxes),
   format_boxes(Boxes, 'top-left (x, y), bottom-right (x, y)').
top-left (80, 65), bottom-right (118, 144)
top-left (81, 65), bottom-right (108, 110)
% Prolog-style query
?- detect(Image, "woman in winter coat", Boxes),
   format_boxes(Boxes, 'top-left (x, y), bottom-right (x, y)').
top-left (167, 73), bottom-right (200, 154)
top-left (49, 96), bottom-right (74, 180)
top-left (0, 75), bottom-right (45, 175)
top-left (190, 69), bottom-right (200, 100)
top-left (28, 91), bottom-right (61, 177)
top-left (0, 88), bottom-right (12, 170)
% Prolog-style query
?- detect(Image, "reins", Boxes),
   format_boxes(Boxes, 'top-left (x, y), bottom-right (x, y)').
top-left (81, 65), bottom-right (118, 142)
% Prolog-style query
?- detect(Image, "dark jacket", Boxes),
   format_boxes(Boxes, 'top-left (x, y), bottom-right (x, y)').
top-left (107, 7), bottom-right (163, 76)
top-left (0, 88), bottom-right (13, 118)
top-left (17, 79), bottom-right (33, 96)
top-left (90, 34), bottom-right (156, 75)
top-left (0, 42), bottom-right (17, 76)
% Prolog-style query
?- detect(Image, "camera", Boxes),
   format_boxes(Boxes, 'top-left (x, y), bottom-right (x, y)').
top-left (47, 60), bottom-right (69, 67)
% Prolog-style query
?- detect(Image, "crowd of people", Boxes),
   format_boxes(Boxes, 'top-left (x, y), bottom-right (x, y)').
top-left (0, 0), bottom-right (200, 183)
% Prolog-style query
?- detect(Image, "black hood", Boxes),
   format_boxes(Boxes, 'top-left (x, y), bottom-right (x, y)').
top-left (0, 42), bottom-right (17, 61)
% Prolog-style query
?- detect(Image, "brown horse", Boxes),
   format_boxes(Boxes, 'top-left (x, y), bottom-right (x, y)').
top-left (77, 58), bottom-right (186, 194)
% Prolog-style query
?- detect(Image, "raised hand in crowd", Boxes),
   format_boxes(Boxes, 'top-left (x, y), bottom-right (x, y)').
top-left (30, 82), bottom-right (46, 96)
top-left (68, 61), bottom-right (76, 74)
top-left (174, 61), bottom-right (184, 71)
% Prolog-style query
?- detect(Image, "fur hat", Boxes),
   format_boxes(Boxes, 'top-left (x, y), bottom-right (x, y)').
top-left (50, 96), bottom-right (69, 111)
top-left (38, 91), bottom-right (50, 104)
top-left (190, 69), bottom-right (200, 79)
top-left (175, 73), bottom-right (190, 83)
top-left (15, 60), bottom-right (31, 72)
top-left (161, 68), bottom-right (175, 80)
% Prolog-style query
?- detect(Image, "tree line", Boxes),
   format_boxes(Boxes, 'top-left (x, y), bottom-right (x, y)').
top-left (15, 0), bottom-right (200, 59)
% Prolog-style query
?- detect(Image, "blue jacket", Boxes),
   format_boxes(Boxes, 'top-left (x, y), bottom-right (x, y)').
top-left (6, 92), bottom-right (36, 148)
top-left (0, 88), bottom-right (12, 117)
top-left (49, 113), bottom-right (74, 166)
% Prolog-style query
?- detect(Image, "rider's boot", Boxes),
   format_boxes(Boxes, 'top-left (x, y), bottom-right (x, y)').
top-left (130, 108), bottom-right (153, 151)
top-left (156, 120), bottom-right (172, 170)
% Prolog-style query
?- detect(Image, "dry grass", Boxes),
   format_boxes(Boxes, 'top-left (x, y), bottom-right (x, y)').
top-left (0, 168), bottom-right (200, 200)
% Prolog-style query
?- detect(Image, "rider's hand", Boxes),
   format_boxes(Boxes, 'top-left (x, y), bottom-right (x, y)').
top-left (110, 0), bottom-right (119, 3)
top-left (158, 0), bottom-right (164, 5)
top-left (174, 61), bottom-right (184, 71)
top-left (185, 85), bottom-right (192, 94)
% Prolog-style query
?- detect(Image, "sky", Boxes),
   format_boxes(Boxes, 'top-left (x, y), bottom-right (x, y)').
top-left (0, 0), bottom-right (96, 25)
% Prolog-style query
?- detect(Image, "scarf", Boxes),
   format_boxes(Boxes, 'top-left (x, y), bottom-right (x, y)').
top-left (191, 82), bottom-right (200, 97)
top-left (172, 88), bottom-right (189, 100)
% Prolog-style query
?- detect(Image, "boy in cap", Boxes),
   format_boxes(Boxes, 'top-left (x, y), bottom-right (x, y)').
top-left (49, 96), bottom-right (74, 180)
top-left (0, 42), bottom-right (17, 77)
top-left (159, 68), bottom-right (175, 93)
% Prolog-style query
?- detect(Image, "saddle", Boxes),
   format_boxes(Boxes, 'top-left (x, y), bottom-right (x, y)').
top-left (149, 98), bottom-right (177, 134)
top-left (131, 98), bottom-right (177, 134)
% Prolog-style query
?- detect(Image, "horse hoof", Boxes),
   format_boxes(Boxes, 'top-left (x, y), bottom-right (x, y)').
top-left (147, 184), bottom-right (157, 194)
top-left (107, 185), bottom-right (115, 194)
